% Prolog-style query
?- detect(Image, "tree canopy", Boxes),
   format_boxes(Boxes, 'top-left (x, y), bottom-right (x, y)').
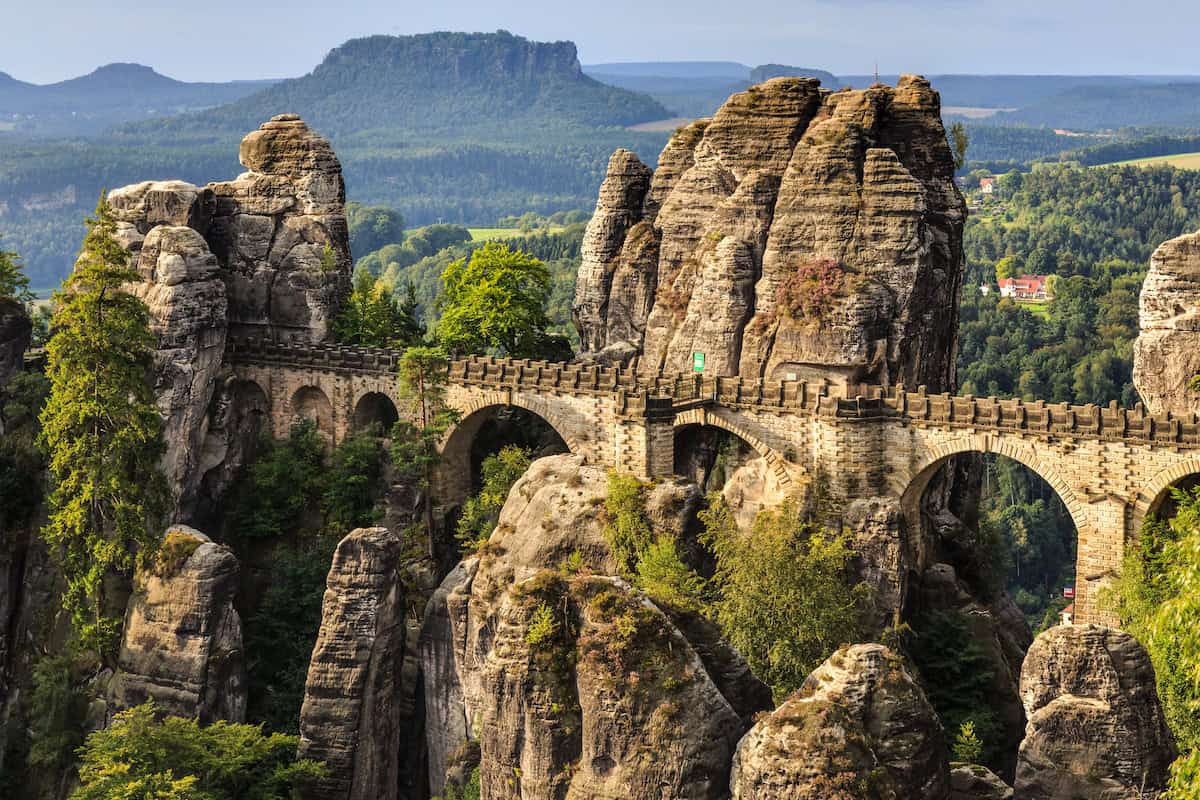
top-left (436, 241), bottom-right (555, 358)
top-left (71, 703), bottom-right (324, 800)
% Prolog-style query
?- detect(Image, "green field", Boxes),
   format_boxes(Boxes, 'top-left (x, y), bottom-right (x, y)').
top-left (1108, 151), bottom-right (1200, 170)
top-left (468, 226), bottom-right (567, 241)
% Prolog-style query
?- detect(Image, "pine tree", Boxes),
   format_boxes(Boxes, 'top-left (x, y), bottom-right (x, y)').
top-left (0, 237), bottom-right (34, 304)
top-left (39, 197), bottom-right (167, 657)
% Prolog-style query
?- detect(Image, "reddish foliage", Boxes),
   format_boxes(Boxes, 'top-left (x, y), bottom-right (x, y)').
top-left (776, 258), bottom-right (844, 321)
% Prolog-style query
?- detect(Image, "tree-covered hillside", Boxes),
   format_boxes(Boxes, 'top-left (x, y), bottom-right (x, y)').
top-left (121, 32), bottom-right (670, 138)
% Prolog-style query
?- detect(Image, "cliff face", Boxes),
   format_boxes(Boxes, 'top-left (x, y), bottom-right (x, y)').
top-left (418, 455), bottom-right (771, 800)
top-left (575, 75), bottom-right (965, 391)
top-left (0, 298), bottom-right (31, 392)
top-left (110, 114), bottom-right (352, 345)
top-left (107, 114), bottom-right (351, 521)
top-left (1133, 229), bottom-right (1200, 415)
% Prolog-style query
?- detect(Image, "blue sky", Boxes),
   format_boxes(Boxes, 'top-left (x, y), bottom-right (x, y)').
top-left (1, 0), bottom-right (1196, 83)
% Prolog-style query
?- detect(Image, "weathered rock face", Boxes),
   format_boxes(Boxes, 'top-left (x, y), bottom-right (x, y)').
top-left (1134, 229), bottom-right (1200, 416)
top-left (109, 526), bottom-right (245, 724)
top-left (299, 527), bottom-right (407, 800)
top-left (1015, 624), bottom-right (1176, 800)
top-left (0, 297), bottom-right (31, 392)
top-left (731, 643), bottom-right (950, 800)
top-left (126, 226), bottom-right (228, 519)
top-left (950, 764), bottom-right (1012, 800)
top-left (420, 454), bottom-right (770, 800)
top-left (110, 114), bottom-right (352, 344)
top-left (575, 76), bottom-right (965, 391)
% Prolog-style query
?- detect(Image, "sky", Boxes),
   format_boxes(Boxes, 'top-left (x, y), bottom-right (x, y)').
top-left (1, 0), bottom-right (1197, 84)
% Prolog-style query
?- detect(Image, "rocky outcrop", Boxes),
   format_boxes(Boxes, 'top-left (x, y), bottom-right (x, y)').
top-left (0, 297), bottom-right (31, 391)
top-left (951, 764), bottom-right (1012, 800)
top-left (731, 643), bottom-right (950, 800)
top-left (110, 114), bottom-right (352, 344)
top-left (1015, 624), bottom-right (1175, 799)
top-left (574, 75), bottom-right (965, 391)
top-left (299, 527), bottom-right (407, 800)
top-left (1133, 229), bottom-right (1200, 416)
top-left (105, 115), bottom-right (351, 524)
top-left (126, 226), bottom-right (227, 519)
top-left (421, 454), bottom-right (770, 799)
top-left (109, 526), bottom-right (245, 723)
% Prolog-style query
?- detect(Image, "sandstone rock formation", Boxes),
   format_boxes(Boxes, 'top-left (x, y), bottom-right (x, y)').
top-left (730, 643), bottom-right (950, 800)
top-left (126, 226), bottom-right (228, 519)
top-left (105, 114), bottom-right (351, 522)
top-left (950, 764), bottom-right (1012, 800)
top-left (574, 76), bottom-right (965, 392)
top-left (299, 527), bottom-right (407, 800)
top-left (1015, 624), bottom-right (1175, 799)
top-left (109, 526), bottom-right (245, 723)
top-left (1134, 229), bottom-right (1200, 416)
top-left (420, 454), bottom-right (770, 799)
top-left (109, 114), bottom-right (352, 343)
top-left (0, 297), bottom-right (31, 392)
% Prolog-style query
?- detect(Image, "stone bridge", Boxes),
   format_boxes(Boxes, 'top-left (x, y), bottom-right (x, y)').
top-left (226, 337), bottom-right (1200, 624)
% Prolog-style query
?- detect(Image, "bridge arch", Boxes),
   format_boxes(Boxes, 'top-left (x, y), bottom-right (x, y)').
top-left (291, 385), bottom-right (334, 436)
top-left (353, 391), bottom-right (399, 434)
top-left (1133, 455), bottom-right (1200, 533)
top-left (672, 407), bottom-right (797, 490)
top-left (896, 434), bottom-right (1086, 534)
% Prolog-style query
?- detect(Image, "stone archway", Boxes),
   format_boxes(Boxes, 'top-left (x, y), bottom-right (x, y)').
top-left (353, 391), bottom-right (399, 435)
top-left (672, 407), bottom-right (797, 490)
top-left (1134, 455), bottom-right (1200, 533)
top-left (291, 385), bottom-right (334, 436)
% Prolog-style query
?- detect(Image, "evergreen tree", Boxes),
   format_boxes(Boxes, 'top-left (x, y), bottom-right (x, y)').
top-left (39, 197), bottom-right (167, 656)
top-left (391, 346), bottom-right (460, 541)
top-left (0, 238), bottom-right (34, 303)
top-left (334, 267), bottom-right (424, 348)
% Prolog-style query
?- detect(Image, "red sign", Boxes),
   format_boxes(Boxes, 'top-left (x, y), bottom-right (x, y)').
top-left (1063, 587), bottom-right (1075, 598)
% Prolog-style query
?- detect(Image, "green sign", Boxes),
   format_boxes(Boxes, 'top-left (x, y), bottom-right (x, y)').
top-left (692, 352), bottom-right (705, 372)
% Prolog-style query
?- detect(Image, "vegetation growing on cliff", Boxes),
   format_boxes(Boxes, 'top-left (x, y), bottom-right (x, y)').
top-left (39, 198), bottom-right (167, 656)
top-left (700, 496), bottom-right (869, 701)
top-left (455, 445), bottom-right (532, 551)
top-left (1110, 488), bottom-right (1200, 798)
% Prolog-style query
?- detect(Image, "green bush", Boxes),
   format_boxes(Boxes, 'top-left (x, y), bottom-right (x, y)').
top-left (232, 421), bottom-right (326, 540)
top-left (71, 702), bottom-right (324, 800)
top-left (455, 445), bottom-right (531, 551)
top-left (699, 496), bottom-right (869, 702)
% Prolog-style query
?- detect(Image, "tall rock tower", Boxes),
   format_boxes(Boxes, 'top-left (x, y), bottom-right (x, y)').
top-left (1134, 229), bottom-right (1200, 415)
top-left (574, 76), bottom-right (966, 392)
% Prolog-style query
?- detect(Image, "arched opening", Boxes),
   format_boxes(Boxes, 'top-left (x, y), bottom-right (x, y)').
top-left (435, 404), bottom-right (570, 570)
top-left (291, 386), bottom-right (333, 436)
top-left (673, 424), bottom-right (761, 494)
top-left (353, 392), bottom-right (399, 435)
top-left (901, 450), bottom-right (1081, 780)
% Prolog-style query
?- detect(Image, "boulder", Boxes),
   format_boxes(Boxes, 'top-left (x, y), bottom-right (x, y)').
top-left (109, 526), bottom-right (245, 723)
top-left (0, 297), bottom-right (31, 391)
top-left (573, 75), bottom-right (965, 393)
top-left (127, 226), bottom-right (227, 519)
top-left (951, 764), bottom-right (1012, 800)
top-left (1015, 624), bottom-right (1176, 799)
top-left (424, 453), bottom-right (770, 799)
top-left (1133, 230), bottom-right (1200, 415)
top-left (299, 527), bottom-right (407, 800)
top-left (731, 643), bottom-right (950, 800)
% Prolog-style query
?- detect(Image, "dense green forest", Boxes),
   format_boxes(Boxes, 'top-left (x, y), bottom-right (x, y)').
top-left (957, 163), bottom-right (1200, 405)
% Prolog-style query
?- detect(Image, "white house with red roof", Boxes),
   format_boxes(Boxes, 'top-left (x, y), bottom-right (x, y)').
top-left (998, 274), bottom-right (1051, 301)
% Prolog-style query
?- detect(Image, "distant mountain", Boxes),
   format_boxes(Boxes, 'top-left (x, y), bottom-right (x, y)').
top-left (133, 32), bottom-right (671, 139)
top-left (749, 64), bottom-right (837, 86)
top-left (583, 61), bottom-right (750, 79)
top-left (0, 63), bottom-right (276, 137)
top-left (837, 74), bottom-right (1149, 110)
top-left (995, 82), bottom-right (1200, 130)
top-left (585, 61), bottom-right (838, 118)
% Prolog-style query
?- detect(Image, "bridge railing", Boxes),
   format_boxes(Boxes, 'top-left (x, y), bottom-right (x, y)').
top-left (224, 337), bottom-right (1200, 445)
